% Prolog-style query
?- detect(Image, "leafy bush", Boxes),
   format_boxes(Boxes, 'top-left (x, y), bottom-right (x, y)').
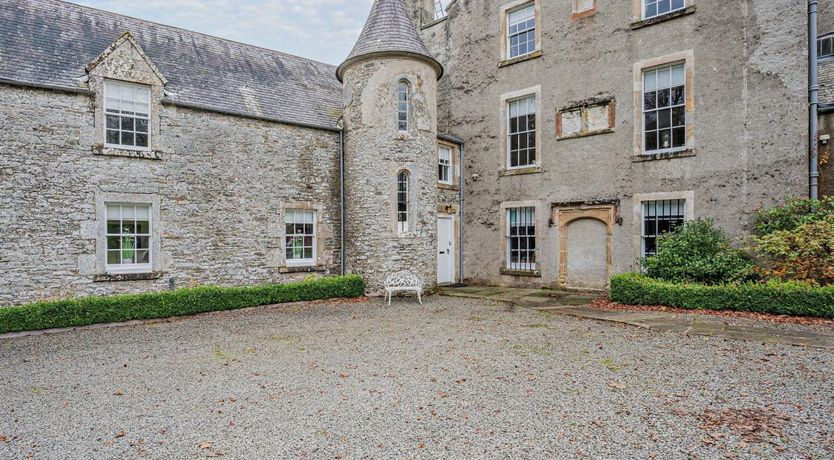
top-left (641, 219), bottom-right (755, 284)
top-left (610, 273), bottom-right (834, 318)
top-left (0, 274), bottom-right (365, 334)
top-left (753, 220), bottom-right (834, 286)
top-left (753, 196), bottom-right (834, 236)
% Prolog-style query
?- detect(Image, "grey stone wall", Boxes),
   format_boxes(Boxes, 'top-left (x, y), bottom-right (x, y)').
top-left (341, 58), bottom-right (439, 293)
top-left (0, 83), bottom-right (341, 306)
top-left (414, 0), bottom-right (809, 287)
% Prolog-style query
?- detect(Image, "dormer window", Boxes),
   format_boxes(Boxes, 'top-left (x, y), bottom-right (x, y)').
top-left (397, 81), bottom-right (409, 132)
top-left (104, 80), bottom-right (151, 150)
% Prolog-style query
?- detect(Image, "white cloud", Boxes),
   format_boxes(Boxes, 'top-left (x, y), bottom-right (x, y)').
top-left (70, 0), bottom-right (375, 64)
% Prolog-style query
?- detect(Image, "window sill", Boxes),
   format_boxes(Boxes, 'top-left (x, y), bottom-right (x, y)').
top-left (278, 265), bottom-right (326, 274)
top-left (630, 5), bottom-right (695, 30)
top-left (93, 145), bottom-right (162, 160)
top-left (422, 16), bottom-right (447, 30)
top-left (498, 50), bottom-right (543, 68)
top-left (499, 165), bottom-right (542, 177)
top-left (437, 183), bottom-right (459, 191)
top-left (500, 268), bottom-right (542, 278)
top-left (93, 272), bottom-right (163, 282)
top-left (632, 149), bottom-right (696, 162)
top-left (558, 128), bottom-right (614, 141)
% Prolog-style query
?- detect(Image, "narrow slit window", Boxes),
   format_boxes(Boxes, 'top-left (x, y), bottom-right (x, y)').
top-left (285, 210), bottom-right (317, 266)
top-left (507, 3), bottom-right (536, 59)
top-left (507, 207), bottom-right (537, 271)
top-left (106, 204), bottom-right (152, 273)
top-left (104, 80), bottom-right (151, 150)
top-left (643, 63), bottom-right (686, 154)
top-left (398, 81), bottom-right (409, 132)
top-left (508, 95), bottom-right (537, 168)
top-left (397, 171), bottom-right (409, 233)
top-left (641, 199), bottom-right (685, 257)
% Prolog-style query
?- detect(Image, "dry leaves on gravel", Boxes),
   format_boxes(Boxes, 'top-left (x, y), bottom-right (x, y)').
top-left (697, 407), bottom-right (791, 445)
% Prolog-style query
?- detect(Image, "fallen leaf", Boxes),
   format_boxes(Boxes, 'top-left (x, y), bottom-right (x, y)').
top-left (607, 381), bottom-right (626, 390)
top-left (338, 372), bottom-right (349, 378)
top-left (113, 389), bottom-right (125, 396)
top-left (206, 451), bottom-right (224, 458)
top-left (114, 431), bottom-right (126, 438)
top-left (198, 442), bottom-right (213, 450)
top-left (0, 434), bottom-right (8, 443)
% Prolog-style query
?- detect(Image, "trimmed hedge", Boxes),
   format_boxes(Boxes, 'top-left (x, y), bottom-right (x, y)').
top-left (0, 274), bottom-right (365, 334)
top-left (610, 273), bottom-right (834, 318)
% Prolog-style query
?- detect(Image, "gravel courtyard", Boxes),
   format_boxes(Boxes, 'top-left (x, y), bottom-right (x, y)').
top-left (1, 296), bottom-right (832, 459)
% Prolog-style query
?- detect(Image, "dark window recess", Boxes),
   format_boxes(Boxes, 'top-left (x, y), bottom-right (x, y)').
top-left (641, 199), bottom-right (685, 257)
top-left (819, 35), bottom-right (834, 59)
top-left (507, 207), bottom-right (536, 270)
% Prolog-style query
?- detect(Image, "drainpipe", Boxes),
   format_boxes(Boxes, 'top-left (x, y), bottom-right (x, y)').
top-left (338, 122), bottom-right (346, 275)
top-left (458, 141), bottom-right (465, 285)
top-left (810, 0), bottom-right (821, 200)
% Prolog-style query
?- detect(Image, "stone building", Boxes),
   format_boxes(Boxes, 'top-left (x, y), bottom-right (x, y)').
top-left (0, 0), bottom-right (824, 305)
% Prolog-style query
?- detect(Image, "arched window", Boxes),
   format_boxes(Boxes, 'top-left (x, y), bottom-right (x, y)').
top-left (397, 171), bottom-right (409, 232)
top-left (397, 81), bottom-right (409, 132)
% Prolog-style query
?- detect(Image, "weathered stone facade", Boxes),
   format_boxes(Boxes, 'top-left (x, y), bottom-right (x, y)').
top-left (409, 0), bottom-right (809, 288)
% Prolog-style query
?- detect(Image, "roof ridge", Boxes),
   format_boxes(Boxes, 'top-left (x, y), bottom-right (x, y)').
top-left (54, 0), bottom-right (336, 68)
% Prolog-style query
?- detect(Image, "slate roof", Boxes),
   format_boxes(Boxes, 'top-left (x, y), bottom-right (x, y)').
top-left (0, 0), bottom-right (342, 130)
top-left (337, 0), bottom-right (442, 82)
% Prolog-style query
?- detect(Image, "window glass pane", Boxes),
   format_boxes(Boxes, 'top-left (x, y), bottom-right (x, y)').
top-left (136, 134), bottom-right (148, 148)
top-left (107, 250), bottom-right (121, 264)
top-left (136, 250), bottom-right (150, 264)
top-left (106, 130), bottom-right (120, 145)
top-left (121, 132), bottom-right (134, 146)
top-left (671, 64), bottom-right (685, 86)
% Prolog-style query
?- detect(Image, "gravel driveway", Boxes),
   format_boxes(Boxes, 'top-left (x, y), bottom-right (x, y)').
top-left (1, 296), bottom-right (832, 459)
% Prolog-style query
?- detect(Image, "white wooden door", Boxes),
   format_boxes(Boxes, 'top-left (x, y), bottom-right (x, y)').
top-left (437, 215), bottom-right (454, 284)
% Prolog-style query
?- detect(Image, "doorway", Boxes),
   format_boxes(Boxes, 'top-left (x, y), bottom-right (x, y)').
top-left (437, 214), bottom-right (455, 284)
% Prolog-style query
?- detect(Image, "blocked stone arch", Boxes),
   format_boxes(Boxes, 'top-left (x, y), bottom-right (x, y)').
top-left (554, 204), bottom-right (615, 290)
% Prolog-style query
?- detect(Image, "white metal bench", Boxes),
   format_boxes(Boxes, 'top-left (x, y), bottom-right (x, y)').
top-left (384, 271), bottom-right (424, 305)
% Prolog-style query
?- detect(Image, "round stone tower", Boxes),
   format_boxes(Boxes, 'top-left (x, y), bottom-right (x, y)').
top-left (337, 0), bottom-right (444, 294)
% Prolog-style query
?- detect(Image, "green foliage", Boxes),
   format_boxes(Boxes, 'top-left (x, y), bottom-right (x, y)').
top-left (753, 196), bottom-right (834, 236)
top-left (0, 275), bottom-right (365, 334)
top-left (610, 273), bottom-right (834, 318)
top-left (753, 220), bottom-right (834, 285)
top-left (641, 219), bottom-right (755, 285)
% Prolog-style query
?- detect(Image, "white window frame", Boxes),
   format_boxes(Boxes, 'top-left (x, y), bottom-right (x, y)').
top-left (641, 62), bottom-right (687, 155)
top-left (433, 0), bottom-right (447, 20)
top-left (105, 203), bottom-right (153, 274)
top-left (507, 2), bottom-right (537, 60)
top-left (507, 94), bottom-right (537, 169)
top-left (438, 146), bottom-right (453, 184)
top-left (397, 171), bottom-right (410, 233)
top-left (641, 0), bottom-right (686, 20)
top-left (285, 210), bottom-right (317, 267)
top-left (104, 79), bottom-right (151, 152)
top-left (506, 206), bottom-right (537, 271)
top-left (397, 81), bottom-right (409, 132)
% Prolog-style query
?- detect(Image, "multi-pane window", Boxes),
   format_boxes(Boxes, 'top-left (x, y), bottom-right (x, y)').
top-left (643, 63), bottom-right (686, 154)
top-left (397, 171), bottom-right (409, 233)
top-left (285, 210), bottom-right (316, 265)
top-left (106, 204), bottom-right (151, 272)
top-left (433, 0), bottom-right (447, 20)
top-left (507, 3), bottom-right (536, 59)
top-left (438, 146), bottom-right (452, 184)
top-left (643, 0), bottom-right (684, 20)
top-left (398, 81), bottom-right (409, 132)
top-left (641, 199), bottom-right (685, 257)
top-left (507, 207), bottom-right (536, 270)
top-left (819, 35), bottom-right (834, 59)
top-left (508, 95), bottom-right (537, 168)
top-left (104, 80), bottom-right (150, 150)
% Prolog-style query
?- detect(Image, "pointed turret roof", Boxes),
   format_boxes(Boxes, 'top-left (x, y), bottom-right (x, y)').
top-left (337, 0), bottom-right (443, 82)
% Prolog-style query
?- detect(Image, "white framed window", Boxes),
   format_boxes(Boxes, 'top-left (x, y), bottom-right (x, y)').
top-left (508, 95), bottom-right (537, 168)
top-left (104, 80), bottom-right (151, 151)
top-left (641, 199), bottom-right (685, 256)
top-left (397, 171), bottom-right (410, 233)
top-left (507, 207), bottom-right (537, 270)
top-left (397, 81), bottom-right (409, 132)
top-left (507, 3), bottom-right (536, 59)
top-left (433, 0), bottom-right (447, 20)
top-left (106, 204), bottom-right (152, 273)
top-left (819, 34), bottom-right (834, 59)
top-left (285, 210), bottom-right (317, 266)
top-left (438, 146), bottom-right (452, 184)
top-left (642, 0), bottom-right (685, 20)
top-left (642, 63), bottom-right (686, 154)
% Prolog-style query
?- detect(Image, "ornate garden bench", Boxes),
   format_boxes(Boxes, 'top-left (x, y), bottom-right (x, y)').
top-left (384, 271), bottom-right (424, 305)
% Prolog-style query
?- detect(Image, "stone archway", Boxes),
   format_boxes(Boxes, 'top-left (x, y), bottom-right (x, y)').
top-left (554, 204), bottom-right (614, 290)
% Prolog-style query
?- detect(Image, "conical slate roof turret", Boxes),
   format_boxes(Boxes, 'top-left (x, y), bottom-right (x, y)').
top-left (337, 0), bottom-right (443, 82)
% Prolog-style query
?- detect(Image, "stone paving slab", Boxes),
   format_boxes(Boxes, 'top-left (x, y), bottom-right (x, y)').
top-left (439, 286), bottom-right (834, 349)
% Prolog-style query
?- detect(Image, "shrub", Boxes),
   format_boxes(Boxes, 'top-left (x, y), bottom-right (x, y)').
top-left (610, 273), bottom-right (834, 318)
top-left (753, 220), bottom-right (834, 286)
top-left (641, 219), bottom-right (755, 284)
top-left (753, 196), bottom-right (834, 236)
top-left (0, 274), bottom-right (365, 334)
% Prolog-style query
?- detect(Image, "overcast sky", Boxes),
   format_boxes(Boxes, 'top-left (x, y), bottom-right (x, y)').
top-left (70, 0), bottom-right (375, 65)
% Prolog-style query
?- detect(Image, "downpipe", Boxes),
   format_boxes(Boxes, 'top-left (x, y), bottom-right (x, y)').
top-left (810, 0), bottom-right (820, 200)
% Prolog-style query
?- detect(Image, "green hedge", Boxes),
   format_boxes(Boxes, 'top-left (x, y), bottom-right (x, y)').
top-left (610, 273), bottom-right (834, 318)
top-left (0, 274), bottom-right (365, 334)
